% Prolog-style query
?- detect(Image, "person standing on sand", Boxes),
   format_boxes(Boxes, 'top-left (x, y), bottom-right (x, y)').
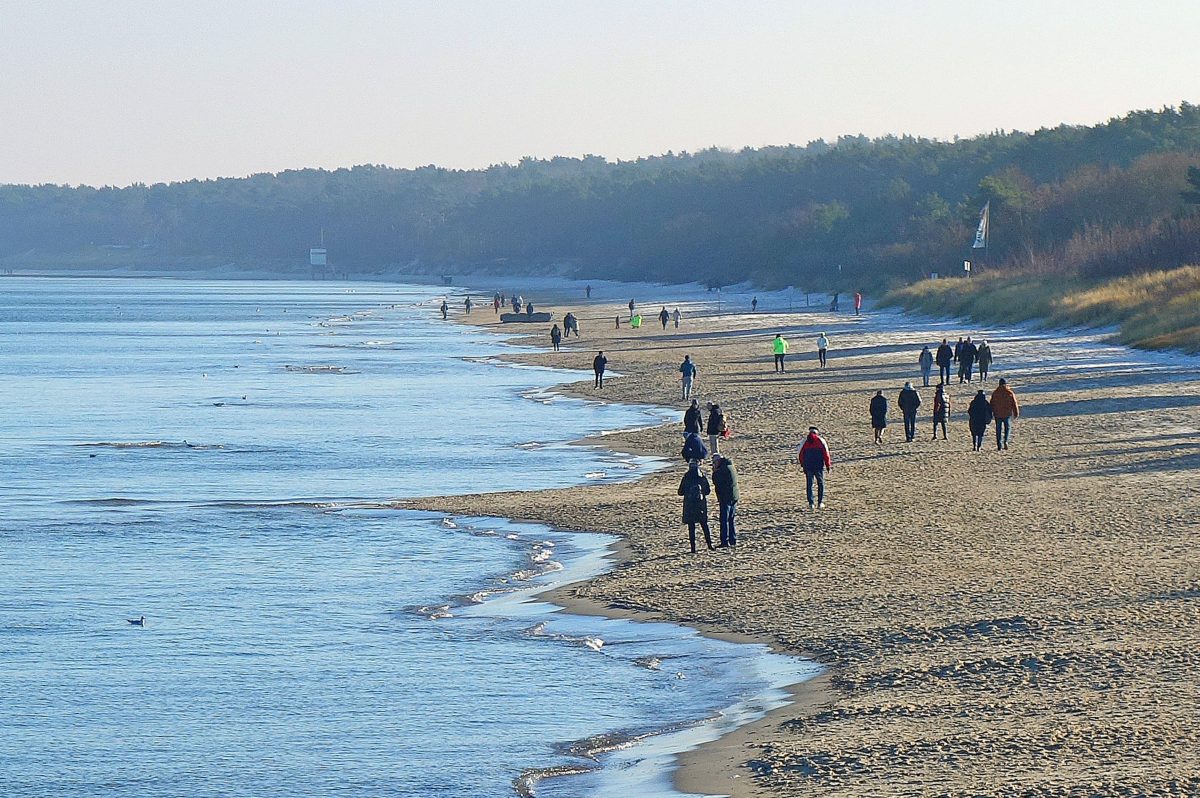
top-left (681, 431), bottom-right (708, 462)
top-left (854, 291), bottom-right (863, 316)
top-left (628, 299), bottom-right (636, 318)
top-left (977, 340), bottom-right (993, 381)
top-left (563, 312), bottom-right (579, 337)
top-left (585, 284), bottom-right (591, 299)
top-left (672, 308), bottom-right (681, 328)
top-left (712, 454), bottom-right (740, 548)
top-left (816, 332), bottom-right (830, 368)
top-left (898, 381), bottom-right (921, 442)
top-left (797, 426), bottom-right (832, 510)
top-left (493, 294), bottom-right (501, 314)
top-left (550, 324), bottom-right (562, 352)
top-left (990, 378), bottom-right (1020, 450)
top-left (968, 389), bottom-right (993, 452)
top-left (919, 345), bottom-right (934, 387)
top-left (464, 296), bottom-right (473, 314)
top-left (680, 355), bottom-right (697, 400)
top-left (683, 399), bottom-right (703, 435)
top-left (869, 390), bottom-right (888, 444)
top-left (659, 307), bottom-right (670, 329)
top-left (958, 337), bottom-right (978, 383)
top-left (954, 336), bottom-right (963, 364)
top-left (932, 383), bottom-right (950, 440)
top-left (440, 300), bottom-right (448, 320)
top-left (512, 296), bottom-right (521, 314)
top-left (772, 334), bottom-right (789, 372)
top-left (751, 297), bottom-right (758, 312)
top-left (678, 460), bottom-right (714, 553)
top-left (592, 351), bottom-right (607, 389)
top-left (706, 402), bottom-right (727, 456)
top-left (936, 339), bottom-right (954, 385)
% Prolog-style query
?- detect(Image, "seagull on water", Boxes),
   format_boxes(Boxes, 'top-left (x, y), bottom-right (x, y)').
top-left (127, 616), bottom-right (145, 627)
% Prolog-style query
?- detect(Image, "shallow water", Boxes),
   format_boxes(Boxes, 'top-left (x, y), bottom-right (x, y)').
top-left (0, 278), bottom-right (814, 797)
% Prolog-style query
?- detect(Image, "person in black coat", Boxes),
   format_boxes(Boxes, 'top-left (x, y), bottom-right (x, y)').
top-left (869, 390), bottom-right (888, 444)
top-left (967, 389), bottom-right (994, 452)
top-left (958, 337), bottom-right (978, 383)
top-left (935, 339), bottom-right (954, 385)
top-left (683, 399), bottom-right (703, 434)
top-left (705, 402), bottom-right (726, 456)
top-left (592, 351), bottom-right (607, 388)
top-left (897, 382), bottom-right (921, 442)
top-left (678, 460), bottom-right (714, 553)
top-left (712, 455), bottom-right (740, 547)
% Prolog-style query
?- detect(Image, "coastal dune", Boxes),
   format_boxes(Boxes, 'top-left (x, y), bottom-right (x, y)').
top-left (413, 295), bottom-right (1200, 797)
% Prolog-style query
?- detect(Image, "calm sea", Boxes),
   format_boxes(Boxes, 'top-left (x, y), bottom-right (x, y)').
top-left (0, 277), bottom-right (812, 798)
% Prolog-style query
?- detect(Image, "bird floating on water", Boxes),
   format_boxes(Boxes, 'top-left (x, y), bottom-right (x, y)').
top-left (127, 616), bottom-right (145, 627)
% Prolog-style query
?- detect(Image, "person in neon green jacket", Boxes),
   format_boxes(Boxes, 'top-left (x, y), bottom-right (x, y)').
top-left (772, 334), bottom-right (789, 372)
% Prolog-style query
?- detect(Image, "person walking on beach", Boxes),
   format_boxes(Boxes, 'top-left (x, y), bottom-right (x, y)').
top-left (464, 296), bottom-right (473, 314)
top-left (683, 399), bottom-right (703, 435)
top-left (550, 324), bottom-right (562, 352)
top-left (990, 378), bottom-right (1020, 450)
top-left (967, 389), bottom-right (993, 452)
top-left (706, 402), bottom-right (727, 456)
top-left (659, 307), bottom-right (670, 329)
top-left (751, 296), bottom-right (758, 312)
top-left (953, 336), bottom-right (963, 364)
top-left (958, 337), bottom-right (978, 383)
top-left (869, 390), bottom-right (888, 444)
top-left (681, 431), bottom-right (708, 462)
top-left (563, 312), bottom-right (579, 337)
top-left (440, 300), bottom-right (449, 320)
top-left (936, 339), bottom-right (954, 385)
top-left (977, 340), bottom-right (993, 381)
top-left (797, 426), bottom-right (832, 510)
top-left (592, 351), bottom-right (607, 389)
top-left (493, 294), bottom-right (501, 314)
top-left (919, 345), bottom-right (934, 387)
top-left (816, 332), bottom-right (830, 368)
top-left (854, 291), bottom-right (863, 316)
top-left (628, 299), bottom-right (636, 318)
top-left (932, 383), bottom-right (950, 440)
top-left (678, 460), bottom-right (714, 553)
top-left (672, 308), bottom-right (681, 328)
top-left (772, 334), bottom-right (789, 372)
top-left (586, 284), bottom-right (592, 299)
top-left (680, 355), bottom-right (697, 400)
top-left (898, 381), bottom-right (921, 442)
top-left (712, 454), bottom-right (740, 548)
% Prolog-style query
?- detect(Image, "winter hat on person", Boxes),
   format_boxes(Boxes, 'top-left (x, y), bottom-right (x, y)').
top-left (808, 426), bottom-right (819, 433)
top-left (904, 381), bottom-right (913, 389)
top-left (999, 378), bottom-right (1007, 385)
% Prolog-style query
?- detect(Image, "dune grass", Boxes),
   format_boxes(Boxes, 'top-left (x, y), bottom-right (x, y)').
top-left (883, 265), bottom-right (1200, 353)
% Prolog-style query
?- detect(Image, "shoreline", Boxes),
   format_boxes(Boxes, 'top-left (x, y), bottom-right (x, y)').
top-left (412, 277), bottom-right (1200, 796)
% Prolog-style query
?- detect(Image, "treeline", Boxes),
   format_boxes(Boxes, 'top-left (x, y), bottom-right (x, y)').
top-left (3, 104), bottom-right (1200, 289)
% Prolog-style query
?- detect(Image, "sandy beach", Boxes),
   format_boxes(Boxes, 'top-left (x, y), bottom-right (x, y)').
top-left (410, 289), bottom-right (1200, 797)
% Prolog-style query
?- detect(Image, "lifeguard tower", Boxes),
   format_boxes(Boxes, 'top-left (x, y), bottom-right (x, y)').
top-left (310, 232), bottom-right (330, 279)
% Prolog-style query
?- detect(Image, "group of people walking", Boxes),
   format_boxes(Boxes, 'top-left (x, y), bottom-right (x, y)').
top-left (919, 337), bottom-right (994, 387)
top-left (874, 363), bottom-right (1021, 451)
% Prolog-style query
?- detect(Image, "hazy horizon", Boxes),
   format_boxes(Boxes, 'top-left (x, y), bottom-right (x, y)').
top-left (4, 1), bottom-right (1198, 188)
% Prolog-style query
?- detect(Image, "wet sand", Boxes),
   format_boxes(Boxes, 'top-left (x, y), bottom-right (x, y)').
top-left (411, 294), bottom-right (1200, 796)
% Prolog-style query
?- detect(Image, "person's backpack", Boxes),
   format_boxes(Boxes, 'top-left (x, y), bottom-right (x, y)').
top-left (684, 479), bottom-right (704, 503)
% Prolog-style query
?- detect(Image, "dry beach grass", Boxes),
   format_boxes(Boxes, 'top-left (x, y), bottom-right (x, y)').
top-left (411, 294), bottom-right (1200, 797)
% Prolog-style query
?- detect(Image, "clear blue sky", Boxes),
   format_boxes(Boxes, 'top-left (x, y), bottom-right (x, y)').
top-left (3, 0), bottom-right (1197, 186)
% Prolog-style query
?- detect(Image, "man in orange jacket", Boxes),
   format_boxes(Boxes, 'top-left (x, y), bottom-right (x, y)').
top-left (990, 378), bottom-right (1020, 450)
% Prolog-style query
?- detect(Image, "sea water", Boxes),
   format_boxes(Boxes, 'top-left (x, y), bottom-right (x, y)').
top-left (0, 278), bottom-right (814, 798)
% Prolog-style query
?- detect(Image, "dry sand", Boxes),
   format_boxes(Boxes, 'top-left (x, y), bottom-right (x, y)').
top-left (410, 294), bottom-right (1200, 797)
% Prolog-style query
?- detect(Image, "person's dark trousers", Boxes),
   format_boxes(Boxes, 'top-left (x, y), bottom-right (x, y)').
top-left (804, 470), bottom-right (825, 506)
top-left (933, 419), bottom-right (946, 439)
top-left (971, 431), bottom-right (985, 451)
top-left (774, 354), bottom-right (785, 372)
top-left (818, 349), bottom-right (827, 367)
top-left (688, 520), bottom-right (714, 552)
top-left (594, 371), bottom-right (603, 388)
top-left (963, 364), bottom-right (974, 382)
top-left (903, 411), bottom-right (917, 441)
top-left (939, 364), bottom-right (951, 383)
top-left (718, 502), bottom-right (737, 547)
top-left (996, 417), bottom-right (1011, 449)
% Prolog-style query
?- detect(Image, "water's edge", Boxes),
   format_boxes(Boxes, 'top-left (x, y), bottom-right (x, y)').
top-left (431, 293), bottom-right (822, 797)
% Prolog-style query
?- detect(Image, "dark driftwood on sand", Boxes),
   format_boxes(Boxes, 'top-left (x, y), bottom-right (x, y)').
top-left (500, 312), bottom-right (554, 323)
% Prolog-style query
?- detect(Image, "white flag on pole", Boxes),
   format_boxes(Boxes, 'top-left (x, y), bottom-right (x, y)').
top-left (972, 202), bottom-right (990, 249)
